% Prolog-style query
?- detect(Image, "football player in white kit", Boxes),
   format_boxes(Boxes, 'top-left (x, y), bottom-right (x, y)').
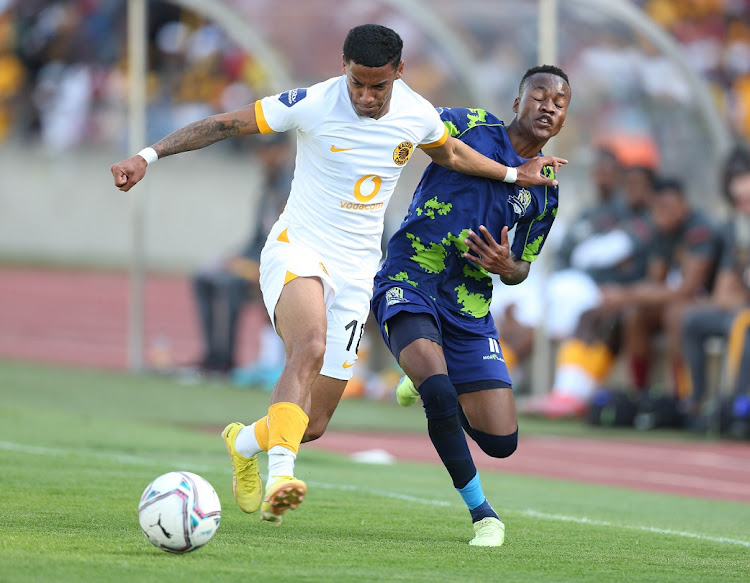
top-left (111, 24), bottom-right (566, 526)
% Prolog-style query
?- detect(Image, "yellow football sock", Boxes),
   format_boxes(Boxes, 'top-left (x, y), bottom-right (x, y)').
top-left (253, 415), bottom-right (270, 451)
top-left (552, 339), bottom-right (609, 400)
top-left (267, 402), bottom-right (309, 455)
top-left (672, 359), bottom-right (692, 400)
top-left (556, 338), bottom-right (590, 368)
top-left (728, 309), bottom-right (750, 389)
top-left (588, 342), bottom-right (615, 383)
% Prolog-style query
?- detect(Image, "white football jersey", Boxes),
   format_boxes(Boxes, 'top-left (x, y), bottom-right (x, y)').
top-left (255, 75), bottom-right (447, 278)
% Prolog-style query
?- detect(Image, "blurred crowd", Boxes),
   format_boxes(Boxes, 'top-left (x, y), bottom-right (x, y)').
top-left (0, 0), bottom-right (270, 150)
top-left (641, 0), bottom-right (750, 139)
top-left (2, 1), bottom-right (750, 438)
top-left (2, 1), bottom-right (750, 152)
top-left (497, 141), bottom-right (750, 440)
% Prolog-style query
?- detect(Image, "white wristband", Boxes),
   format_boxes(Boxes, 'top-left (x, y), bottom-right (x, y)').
top-left (503, 166), bottom-right (517, 184)
top-left (137, 147), bottom-right (158, 165)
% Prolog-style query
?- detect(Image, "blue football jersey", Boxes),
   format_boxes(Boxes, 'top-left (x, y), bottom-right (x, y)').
top-left (375, 107), bottom-right (558, 319)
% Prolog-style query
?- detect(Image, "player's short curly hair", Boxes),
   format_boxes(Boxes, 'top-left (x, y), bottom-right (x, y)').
top-left (518, 64), bottom-right (570, 95)
top-left (343, 24), bottom-right (403, 69)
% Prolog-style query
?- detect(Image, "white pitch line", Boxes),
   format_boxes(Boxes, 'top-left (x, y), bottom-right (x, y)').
top-left (0, 440), bottom-right (216, 473)
top-left (520, 510), bottom-right (750, 549)
top-left (308, 480), bottom-right (750, 548)
top-left (3, 440), bottom-right (749, 548)
top-left (308, 480), bottom-right (452, 507)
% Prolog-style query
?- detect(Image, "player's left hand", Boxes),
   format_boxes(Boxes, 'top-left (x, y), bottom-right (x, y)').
top-left (464, 225), bottom-right (515, 277)
top-left (516, 155), bottom-right (567, 187)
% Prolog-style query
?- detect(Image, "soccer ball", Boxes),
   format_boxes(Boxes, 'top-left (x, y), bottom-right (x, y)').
top-left (138, 471), bottom-right (221, 553)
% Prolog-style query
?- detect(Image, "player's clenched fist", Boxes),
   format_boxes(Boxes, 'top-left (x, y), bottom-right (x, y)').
top-left (110, 155), bottom-right (148, 192)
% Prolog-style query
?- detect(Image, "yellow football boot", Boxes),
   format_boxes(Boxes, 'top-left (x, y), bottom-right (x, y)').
top-left (260, 475), bottom-right (307, 526)
top-left (469, 517), bottom-right (505, 547)
top-left (396, 375), bottom-right (420, 407)
top-left (222, 422), bottom-right (262, 513)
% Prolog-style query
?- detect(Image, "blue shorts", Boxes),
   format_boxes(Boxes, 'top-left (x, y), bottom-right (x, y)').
top-left (371, 281), bottom-right (512, 392)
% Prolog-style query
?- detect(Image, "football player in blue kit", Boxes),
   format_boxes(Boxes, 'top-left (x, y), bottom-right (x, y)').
top-left (371, 65), bottom-right (571, 546)
top-left (112, 26), bottom-right (567, 528)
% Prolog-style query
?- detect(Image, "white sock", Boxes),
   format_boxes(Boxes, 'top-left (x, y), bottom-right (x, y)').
top-left (266, 445), bottom-right (296, 489)
top-left (234, 423), bottom-right (262, 458)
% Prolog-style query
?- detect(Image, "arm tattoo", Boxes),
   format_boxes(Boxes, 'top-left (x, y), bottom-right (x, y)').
top-left (153, 116), bottom-right (251, 158)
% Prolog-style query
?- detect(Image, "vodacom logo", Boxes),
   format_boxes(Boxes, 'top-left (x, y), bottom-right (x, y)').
top-left (353, 174), bottom-right (382, 202)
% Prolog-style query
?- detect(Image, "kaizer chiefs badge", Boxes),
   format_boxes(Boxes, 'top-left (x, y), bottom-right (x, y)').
top-left (393, 141), bottom-right (414, 166)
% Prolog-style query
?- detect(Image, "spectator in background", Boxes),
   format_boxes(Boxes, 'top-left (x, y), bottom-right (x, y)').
top-left (26, 3), bottom-right (94, 152)
top-left (599, 177), bottom-right (721, 427)
top-left (492, 147), bottom-right (635, 393)
top-left (189, 133), bottom-right (291, 377)
top-left (0, 12), bottom-right (26, 142)
top-left (681, 145), bottom-right (750, 437)
top-left (526, 162), bottom-right (655, 418)
top-left (556, 147), bottom-right (626, 271)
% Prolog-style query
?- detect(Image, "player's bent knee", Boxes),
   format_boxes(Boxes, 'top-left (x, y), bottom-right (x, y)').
top-left (418, 374), bottom-right (459, 419)
top-left (472, 428), bottom-right (518, 459)
top-left (287, 337), bottom-right (326, 371)
top-left (300, 337), bottom-right (327, 361)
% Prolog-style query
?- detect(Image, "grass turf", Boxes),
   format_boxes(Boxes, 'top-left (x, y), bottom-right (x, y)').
top-left (1, 359), bottom-right (749, 582)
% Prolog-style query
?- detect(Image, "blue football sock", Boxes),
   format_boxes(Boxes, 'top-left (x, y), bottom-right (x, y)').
top-left (457, 474), bottom-right (485, 509)
top-left (458, 475), bottom-right (500, 522)
top-left (469, 499), bottom-right (500, 523)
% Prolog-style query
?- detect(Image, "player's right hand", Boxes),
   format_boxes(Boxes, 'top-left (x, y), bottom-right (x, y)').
top-left (516, 155), bottom-right (567, 187)
top-left (110, 155), bottom-right (148, 192)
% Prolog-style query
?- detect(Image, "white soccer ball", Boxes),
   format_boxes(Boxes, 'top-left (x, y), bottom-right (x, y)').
top-left (138, 471), bottom-right (221, 553)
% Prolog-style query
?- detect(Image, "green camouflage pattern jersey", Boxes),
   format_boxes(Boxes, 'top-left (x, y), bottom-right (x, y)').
top-left (374, 107), bottom-right (558, 319)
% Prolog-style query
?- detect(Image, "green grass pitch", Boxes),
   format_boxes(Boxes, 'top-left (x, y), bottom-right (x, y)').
top-left (1, 360), bottom-right (749, 582)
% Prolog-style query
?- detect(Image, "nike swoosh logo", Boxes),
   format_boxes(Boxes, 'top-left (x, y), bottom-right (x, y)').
top-left (342, 361), bottom-right (355, 369)
top-left (331, 145), bottom-right (354, 152)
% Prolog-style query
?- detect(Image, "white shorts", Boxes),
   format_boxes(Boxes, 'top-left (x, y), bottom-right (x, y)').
top-left (259, 220), bottom-right (374, 381)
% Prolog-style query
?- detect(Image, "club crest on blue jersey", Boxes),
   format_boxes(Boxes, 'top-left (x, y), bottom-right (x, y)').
top-left (278, 88), bottom-right (308, 107)
top-left (386, 287), bottom-right (409, 306)
top-left (509, 188), bottom-right (532, 216)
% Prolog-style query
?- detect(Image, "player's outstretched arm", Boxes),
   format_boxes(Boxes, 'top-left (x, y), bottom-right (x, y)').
top-left (423, 136), bottom-right (566, 187)
top-left (110, 103), bottom-right (261, 192)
